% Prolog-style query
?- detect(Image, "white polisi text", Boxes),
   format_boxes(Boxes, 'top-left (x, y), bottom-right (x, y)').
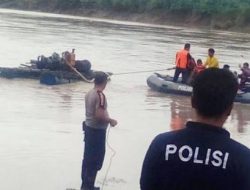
top-left (165, 144), bottom-right (229, 169)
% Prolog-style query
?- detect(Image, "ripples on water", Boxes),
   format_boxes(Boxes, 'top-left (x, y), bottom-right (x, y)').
top-left (0, 8), bottom-right (249, 190)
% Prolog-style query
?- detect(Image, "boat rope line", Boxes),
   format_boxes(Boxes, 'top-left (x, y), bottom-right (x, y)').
top-left (113, 67), bottom-right (175, 76)
top-left (101, 126), bottom-right (117, 190)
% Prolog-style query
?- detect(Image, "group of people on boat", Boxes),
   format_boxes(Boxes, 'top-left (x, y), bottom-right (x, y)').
top-left (173, 43), bottom-right (250, 90)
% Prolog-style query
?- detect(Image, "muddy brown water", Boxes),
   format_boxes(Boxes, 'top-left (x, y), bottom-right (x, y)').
top-left (0, 8), bottom-right (249, 190)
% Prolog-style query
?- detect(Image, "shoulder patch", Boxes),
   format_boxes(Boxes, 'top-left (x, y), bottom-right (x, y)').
top-left (97, 91), bottom-right (106, 108)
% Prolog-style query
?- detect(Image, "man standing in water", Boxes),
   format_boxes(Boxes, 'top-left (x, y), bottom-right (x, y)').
top-left (81, 72), bottom-right (117, 190)
top-left (173, 43), bottom-right (192, 83)
top-left (141, 69), bottom-right (250, 190)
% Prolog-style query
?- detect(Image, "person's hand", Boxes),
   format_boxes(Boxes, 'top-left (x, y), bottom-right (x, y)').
top-left (109, 119), bottom-right (118, 127)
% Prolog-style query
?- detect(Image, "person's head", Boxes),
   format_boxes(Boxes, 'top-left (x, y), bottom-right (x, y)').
top-left (192, 68), bottom-right (238, 123)
top-left (184, 43), bottom-right (191, 51)
top-left (94, 71), bottom-right (108, 90)
top-left (72, 49), bottom-right (75, 53)
top-left (64, 51), bottom-right (70, 55)
top-left (63, 51), bottom-right (71, 61)
top-left (243, 62), bottom-right (249, 69)
top-left (208, 48), bottom-right (215, 57)
top-left (223, 64), bottom-right (230, 70)
top-left (197, 59), bottom-right (203, 65)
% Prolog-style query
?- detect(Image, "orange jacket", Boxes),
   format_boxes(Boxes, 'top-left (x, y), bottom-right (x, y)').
top-left (176, 49), bottom-right (189, 69)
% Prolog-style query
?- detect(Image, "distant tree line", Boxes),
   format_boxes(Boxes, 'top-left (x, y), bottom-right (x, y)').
top-left (1, 0), bottom-right (250, 25)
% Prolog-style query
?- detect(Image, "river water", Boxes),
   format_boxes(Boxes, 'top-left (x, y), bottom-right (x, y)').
top-left (0, 9), bottom-right (249, 190)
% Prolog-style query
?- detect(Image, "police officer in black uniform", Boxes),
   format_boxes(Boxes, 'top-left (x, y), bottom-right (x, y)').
top-left (140, 68), bottom-right (250, 190)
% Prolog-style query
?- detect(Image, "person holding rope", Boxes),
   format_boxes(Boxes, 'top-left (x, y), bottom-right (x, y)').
top-left (81, 71), bottom-right (117, 190)
top-left (140, 68), bottom-right (250, 190)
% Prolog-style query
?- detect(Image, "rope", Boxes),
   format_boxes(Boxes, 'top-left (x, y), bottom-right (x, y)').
top-left (101, 126), bottom-right (116, 190)
top-left (62, 56), bottom-right (94, 83)
top-left (113, 67), bottom-right (175, 76)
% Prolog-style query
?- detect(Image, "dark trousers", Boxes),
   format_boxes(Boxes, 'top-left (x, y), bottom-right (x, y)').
top-left (81, 124), bottom-right (106, 189)
top-left (173, 67), bottom-right (187, 83)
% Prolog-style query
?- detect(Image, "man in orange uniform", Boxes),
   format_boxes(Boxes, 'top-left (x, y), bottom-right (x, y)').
top-left (173, 43), bottom-right (192, 83)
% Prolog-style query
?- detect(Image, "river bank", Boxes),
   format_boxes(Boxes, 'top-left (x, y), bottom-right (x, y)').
top-left (1, 3), bottom-right (250, 33)
top-left (62, 8), bottom-right (250, 32)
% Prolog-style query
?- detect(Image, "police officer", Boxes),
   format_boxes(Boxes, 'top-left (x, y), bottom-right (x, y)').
top-left (140, 68), bottom-right (250, 190)
top-left (81, 72), bottom-right (117, 190)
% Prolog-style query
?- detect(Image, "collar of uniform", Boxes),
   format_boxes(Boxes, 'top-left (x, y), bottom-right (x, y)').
top-left (186, 121), bottom-right (230, 137)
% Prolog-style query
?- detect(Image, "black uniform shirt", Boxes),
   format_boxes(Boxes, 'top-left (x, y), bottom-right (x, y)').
top-left (140, 122), bottom-right (250, 190)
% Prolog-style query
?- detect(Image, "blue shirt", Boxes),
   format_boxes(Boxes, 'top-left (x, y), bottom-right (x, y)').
top-left (140, 122), bottom-right (250, 190)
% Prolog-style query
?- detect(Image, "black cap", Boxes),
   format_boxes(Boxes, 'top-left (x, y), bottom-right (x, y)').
top-left (184, 43), bottom-right (191, 49)
top-left (94, 71), bottom-right (108, 85)
top-left (243, 62), bottom-right (249, 67)
top-left (208, 48), bottom-right (215, 54)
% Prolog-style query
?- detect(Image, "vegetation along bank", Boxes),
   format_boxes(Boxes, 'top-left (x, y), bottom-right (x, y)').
top-left (1, 0), bottom-right (250, 31)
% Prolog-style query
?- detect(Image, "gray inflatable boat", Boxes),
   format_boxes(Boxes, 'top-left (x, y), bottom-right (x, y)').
top-left (147, 73), bottom-right (250, 104)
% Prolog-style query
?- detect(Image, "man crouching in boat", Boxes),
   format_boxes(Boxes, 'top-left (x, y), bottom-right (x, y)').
top-left (140, 68), bottom-right (250, 190)
top-left (173, 43), bottom-right (193, 84)
top-left (81, 72), bottom-right (117, 190)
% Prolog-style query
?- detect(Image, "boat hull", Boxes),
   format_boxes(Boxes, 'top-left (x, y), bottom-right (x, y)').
top-left (147, 74), bottom-right (250, 104)
top-left (0, 67), bottom-right (109, 85)
top-left (147, 74), bottom-right (192, 96)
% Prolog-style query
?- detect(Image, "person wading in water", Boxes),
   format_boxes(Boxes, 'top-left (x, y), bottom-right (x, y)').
top-left (81, 72), bottom-right (117, 190)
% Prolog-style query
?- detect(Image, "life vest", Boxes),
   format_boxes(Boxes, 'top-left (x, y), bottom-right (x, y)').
top-left (195, 65), bottom-right (205, 73)
top-left (176, 49), bottom-right (189, 69)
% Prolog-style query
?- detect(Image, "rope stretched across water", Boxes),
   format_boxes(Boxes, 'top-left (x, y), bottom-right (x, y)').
top-left (113, 67), bottom-right (175, 76)
top-left (101, 126), bottom-right (116, 190)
